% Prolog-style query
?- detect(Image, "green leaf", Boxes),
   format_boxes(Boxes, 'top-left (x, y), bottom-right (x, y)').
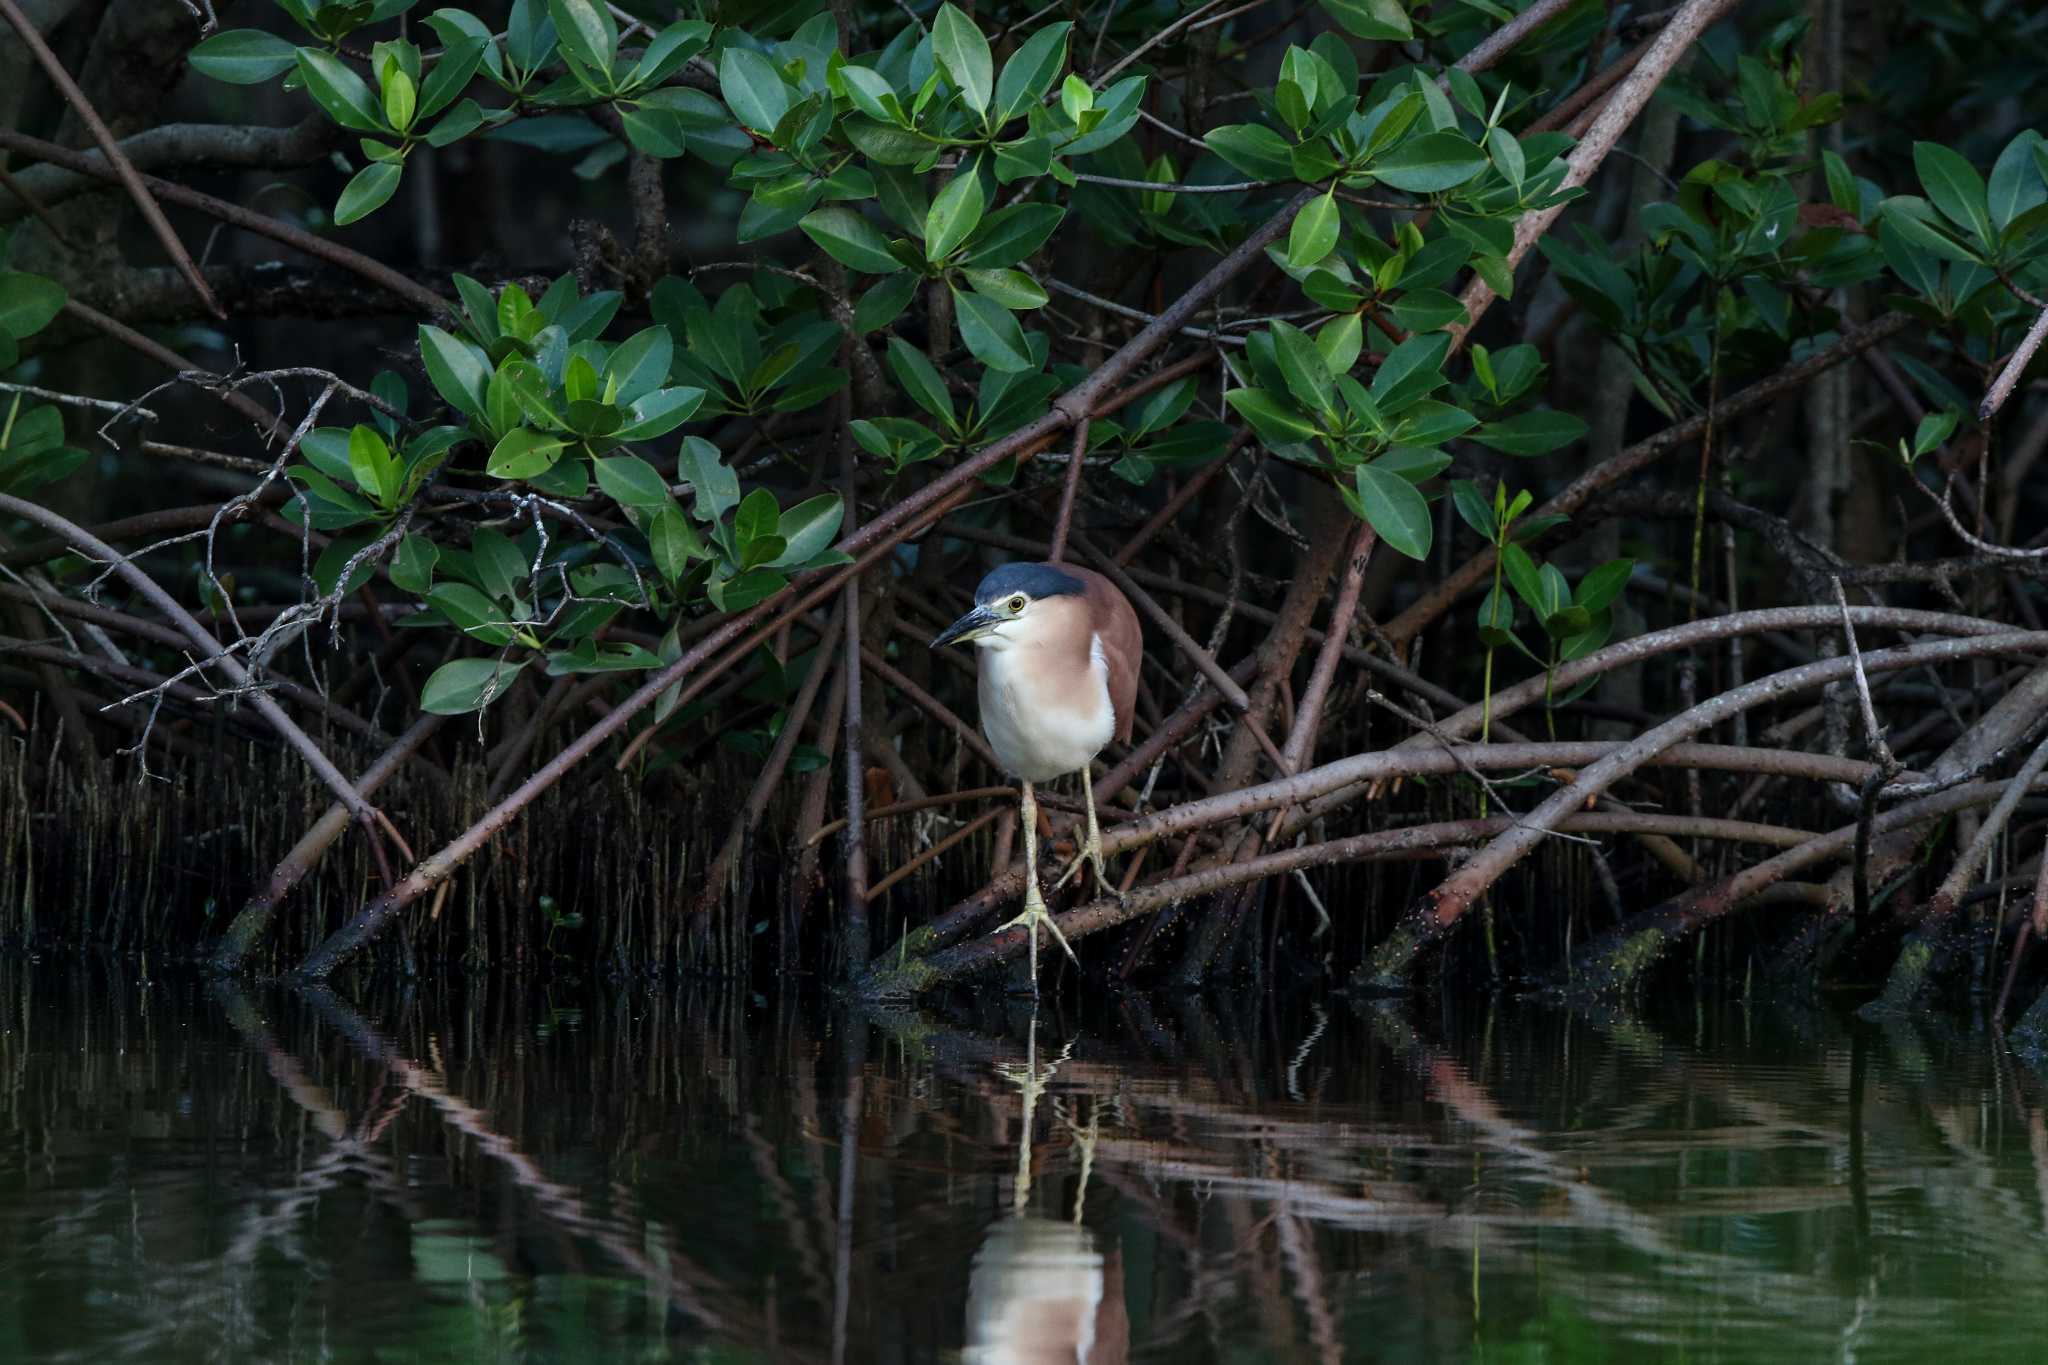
top-left (853, 273), bottom-right (920, 333)
top-left (188, 29), bottom-right (299, 84)
top-left (1387, 288), bottom-right (1467, 333)
top-left (603, 326), bottom-right (673, 406)
top-left (346, 423), bottom-right (399, 504)
top-left (487, 427), bottom-right (567, 479)
top-left (1369, 333), bottom-right (1449, 411)
top-left (1911, 407), bottom-right (1959, 458)
top-left (926, 165), bottom-right (988, 263)
top-left (0, 272), bottom-right (66, 339)
top-left (677, 437), bottom-right (739, 520)
top-left (1574, 559), bottom-right (1633, 613)
top-left (886, 338), bottom-right (956, 426)
top-left (614, 386), bottom-right (704, 441)
top-left (470, 528), bottom-right (527, 601)
top-left (417, 31), bottom-right (487, 118)
top-left (952, 287), bottom-right (1034, 372)
top-left (837, 64), bottom-right (903, 124)
top-left (1373, 132), bottom-right (1488, 193)
top-left (965, 203), bottom-right (1064, 267)
top-left (1322, 0), bottom-right (1412, 41)
top-left (422, 657), bottom-right (527, 713)
top-left (620, 105), bottom-right (688, 158)
top-left (734, 486), bottom-right (779, 546)
top-left (799, 207), bottom-right (903, 274)
top-left (548, 0), bottom-right (617, 86)
top-left (648, 504), bottom-right (707, 582)
top-left (1225, 388), bottom-right (1318, 446)
top-left (719, 45), bottom-right (790, 134)
top-left (1450, 479), bottom-right (1494, 541)
top-left (333, 159), bottom-right (402, 225)
top-left (296, 48), bottom-right (386, 133)
top-left (594, 453), bottom-right (672, 513)
top-left (1351, 464), bottom-right (1430, 560)
top-left (1471, 409), bottom-right (1587, 456)
top-left (390, 533), bottom-right (438, 593)
top-left (1883, 198), bottom-right (1983, 265)
top-left (1204, 124), bottom-right (1293, 181)
top-left (997, 24), bottom-right (1070, 124)
top-left (427, 582), bottom-right (515, 644)
top-left (417, 325), bottom-right (490, 423)
top-left (1287, 191), bottom-right (1340, 269)
top-left (960, 266), bottom-right (1047, 310)
top-left (1396, 399), bottom-right (1476, 446)
top-left (1500, 543), bottom-right (1546, 616)
top-left (933, 3), bottom-right (994, 117)
top-left (1316, 313), bottom-right (1362, 375)
top-left (383, 66), bottom-right (417, 131)
top-left (1269, 321), bottom-right (1335, 417)
top-left (1913, 141), bottom-right (1993, 250)
top-left (767, 493), bottom-right (843, 568)
top-left (1988, 131), bottom-right (2048, 234)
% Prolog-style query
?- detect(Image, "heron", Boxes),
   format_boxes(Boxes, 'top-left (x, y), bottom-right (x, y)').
top-left (930, 562), bottom-right (1142, 992)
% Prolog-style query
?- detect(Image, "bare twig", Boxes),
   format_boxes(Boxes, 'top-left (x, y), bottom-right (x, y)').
top-left (0, 0), bottom-right (224, 318)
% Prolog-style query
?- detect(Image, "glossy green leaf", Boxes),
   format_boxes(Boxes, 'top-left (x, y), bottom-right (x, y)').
top-left (0, 272), bottom-right (66, 339)
top-left (487, 428), bottom-right (567, 479)
top-left (800, 207), bottom-right (903, 274)
top-left (996, 22), bottom-right (1069, 120)
top-left (926, 166), bottom-right (988, 262)
top-left (334, 160), bottom-right (402, 225)
top-left (1913, 140), bottom-right (1993, 249)
top-left (1373, 132), bottom-right (1488, 193)
top-left (720, 45), bottom-right (791, 134)
top-left (648, 504), bottom-right (707, 582)
top-left (1287, 191), bottom-right (1340, 269)
top-left (766, 493), bottom-right (843, 568)
top-left (422, 657), bottom-right (527, 713)
top-left (296, 48), bottom-right (386, 132)
top-left (1351, 463), bottom-right (1430, 559)
top-left (1471, 409), bottom-right (1587, 456)
top-left (417, 325), bottom-right (490, 423)
top-left (594, 453), bottom-right (672, 512)
top-left (189, 29), bottom-right (299, 84)
top-left (932, 3), bottom-right (994, 116)
top-left (952, 287), bottom-right (1033, 372)
top-left (1204, 124), bottom-right (1293, 181)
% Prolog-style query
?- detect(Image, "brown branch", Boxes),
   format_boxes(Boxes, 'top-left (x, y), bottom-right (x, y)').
top-left (214, 713), bottom-right (446, 970)
top-left (1359, 630), bottom-right (2048, 990)
top-left (0, 126), bottom-right (450, 318)
top-left (0, 492), bottom-right (402, 885)
top-left (0, 0), bottom-right (223, 318)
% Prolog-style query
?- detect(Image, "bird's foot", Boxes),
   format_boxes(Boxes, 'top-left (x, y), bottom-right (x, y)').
top-left (1053, 826), bottom-right (1120, 903)
top-left (995, 882), bottom-right (1079, 966)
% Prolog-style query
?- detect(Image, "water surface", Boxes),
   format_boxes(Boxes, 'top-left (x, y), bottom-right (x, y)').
top-left (1, 966), bottom-right (2044, 1362)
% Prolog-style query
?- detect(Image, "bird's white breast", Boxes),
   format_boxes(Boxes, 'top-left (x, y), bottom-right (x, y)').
top-left (978, 632), bottom-right (1116, 782)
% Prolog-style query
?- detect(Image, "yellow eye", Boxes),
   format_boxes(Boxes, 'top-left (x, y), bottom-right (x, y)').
top-left (1007, 595), bottom-right (1027, 614)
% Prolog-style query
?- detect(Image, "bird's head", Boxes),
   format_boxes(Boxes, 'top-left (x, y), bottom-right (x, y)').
top-left (929, 562), bottom-right (1088, 653)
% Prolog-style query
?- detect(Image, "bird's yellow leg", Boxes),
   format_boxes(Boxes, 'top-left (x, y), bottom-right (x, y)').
top-left (1054, 765), bottom-right (1114, 896)
top-left (996, 780), bottom-right (1078, 986)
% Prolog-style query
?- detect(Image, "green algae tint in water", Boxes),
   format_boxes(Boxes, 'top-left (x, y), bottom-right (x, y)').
top-left (0, 967), bottom-right (2046, 1362)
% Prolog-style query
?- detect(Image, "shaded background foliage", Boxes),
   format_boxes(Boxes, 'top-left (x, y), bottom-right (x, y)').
top-left (3, 0), bottom-right (2048, 1012)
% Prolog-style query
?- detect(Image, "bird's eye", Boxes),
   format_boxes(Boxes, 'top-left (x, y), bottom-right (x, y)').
top-left (1007, 595), bottom-right (1027, 614)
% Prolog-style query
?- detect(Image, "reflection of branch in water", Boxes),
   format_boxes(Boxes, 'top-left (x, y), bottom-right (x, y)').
top-left (208, 981), bottom-right (424, 1270)
top-left (294, 984), bottom-right (816, 1360)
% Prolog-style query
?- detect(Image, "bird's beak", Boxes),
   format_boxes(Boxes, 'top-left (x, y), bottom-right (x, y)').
top-left (931, 604), bottom-right (1001, 649)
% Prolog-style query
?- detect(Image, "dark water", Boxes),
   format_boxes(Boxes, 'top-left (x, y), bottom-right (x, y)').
top-left (1, 967), bottom-right (2046, 1363)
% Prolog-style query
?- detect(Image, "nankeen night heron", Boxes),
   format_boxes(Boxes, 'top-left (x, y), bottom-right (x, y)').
top-left (930, 562), bottom-right (1142, 989)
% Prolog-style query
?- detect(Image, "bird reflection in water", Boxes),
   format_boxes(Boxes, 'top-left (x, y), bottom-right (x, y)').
top-left (966, 1015), bottom-right (1129, 1363)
